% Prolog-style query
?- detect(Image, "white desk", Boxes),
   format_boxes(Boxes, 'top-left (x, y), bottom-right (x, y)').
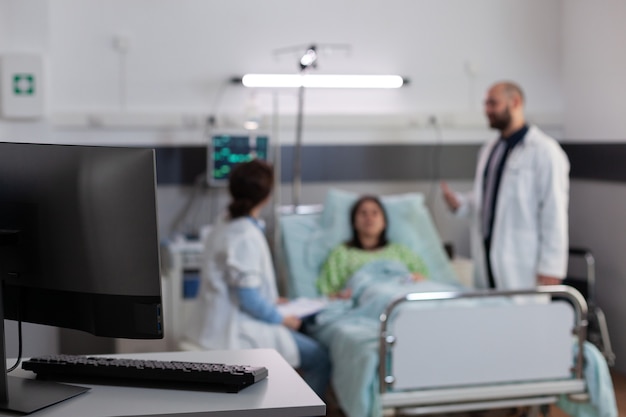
top-left (5, 349), bottom-right (326, 417)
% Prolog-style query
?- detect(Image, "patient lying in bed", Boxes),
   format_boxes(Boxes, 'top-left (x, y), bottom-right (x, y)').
top-left (281, 190), bottom-right (617, 417)
top-left (317, 195), bottom-right (429, 299)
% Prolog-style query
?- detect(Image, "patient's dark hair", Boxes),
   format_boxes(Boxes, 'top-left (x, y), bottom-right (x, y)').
top-left (228, 160), bottom-right (274, 219)
top-left (347, 195), bottom-right (389, 249)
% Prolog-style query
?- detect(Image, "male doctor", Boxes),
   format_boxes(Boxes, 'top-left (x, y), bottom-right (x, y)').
top-left (441, 81), bottom-right (570, 290)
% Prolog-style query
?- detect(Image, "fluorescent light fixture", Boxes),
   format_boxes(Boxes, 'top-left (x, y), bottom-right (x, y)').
top-left (240, 74), bottom-right (405, 89)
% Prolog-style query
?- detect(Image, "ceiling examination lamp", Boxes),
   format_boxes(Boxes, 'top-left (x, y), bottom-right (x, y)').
top-left (299, 45), bottom-right (318, 70)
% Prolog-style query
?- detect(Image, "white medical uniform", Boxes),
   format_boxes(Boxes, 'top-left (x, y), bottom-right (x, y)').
top-left (185, 217), bottom-right (300, 367)
top-left (456, 126), bottom-right (570, 290)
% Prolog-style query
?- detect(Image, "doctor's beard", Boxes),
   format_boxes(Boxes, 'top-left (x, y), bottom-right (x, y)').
top-left (488, 106), bottom-right (512, 133)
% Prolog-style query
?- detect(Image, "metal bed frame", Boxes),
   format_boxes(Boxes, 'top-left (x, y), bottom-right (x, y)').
top-left (378, 285), bottom-right (589, 415)
top-left (564, 247), bottom-right (615, 366)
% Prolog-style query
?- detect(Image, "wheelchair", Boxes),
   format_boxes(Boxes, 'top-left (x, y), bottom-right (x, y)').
top-left (562, 247), bottom-right (616, 366)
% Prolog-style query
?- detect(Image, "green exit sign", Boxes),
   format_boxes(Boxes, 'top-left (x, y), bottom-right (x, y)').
top-left (13, 74), bottom-right (35, 96)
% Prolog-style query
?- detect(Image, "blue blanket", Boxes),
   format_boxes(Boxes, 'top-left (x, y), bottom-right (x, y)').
top-left (557, 342), bottom-right (617, 417)
top-left (309, 260), bottom-right (616, 417)
top-left (310, 260), bottom-right (463, 417)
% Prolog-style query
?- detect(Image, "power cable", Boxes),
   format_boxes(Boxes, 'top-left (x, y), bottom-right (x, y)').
top-left (6, 320), bottom-right (22, 373)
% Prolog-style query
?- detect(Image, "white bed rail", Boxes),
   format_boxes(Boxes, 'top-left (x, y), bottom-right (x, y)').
top-left (378, 285), bottom-right (589, 412)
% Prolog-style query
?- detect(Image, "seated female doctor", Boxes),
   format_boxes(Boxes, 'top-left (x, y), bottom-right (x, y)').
top-left (185, 159), bottom-right (330, 398)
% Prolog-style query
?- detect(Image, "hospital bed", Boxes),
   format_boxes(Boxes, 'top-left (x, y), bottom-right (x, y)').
top-left (278, 189), bottom-right (610, 417)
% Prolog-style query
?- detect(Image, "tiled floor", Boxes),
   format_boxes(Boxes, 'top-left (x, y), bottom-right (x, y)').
top-left (326, 370), bottom-right (625, 417)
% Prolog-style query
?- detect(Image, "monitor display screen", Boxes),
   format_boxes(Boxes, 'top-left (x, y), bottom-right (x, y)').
top-left (210, 134), bottom-right (269, 185)
top-left (0, 143), bottom-right (163, 340)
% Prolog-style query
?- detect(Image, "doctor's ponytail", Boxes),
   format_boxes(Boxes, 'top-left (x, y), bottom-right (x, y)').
top-left (227, 160), bottom-right (274, 219)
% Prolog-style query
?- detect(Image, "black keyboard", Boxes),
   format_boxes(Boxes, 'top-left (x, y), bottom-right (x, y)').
top-left (22, 354), bottom-right (268, 393)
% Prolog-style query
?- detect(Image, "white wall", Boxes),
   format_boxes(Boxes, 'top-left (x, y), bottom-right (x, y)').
top-left (0, 0), bottom-right (48, 52)
top-left (562, 2), bottom-right (626, 373)
top-left (45, 0), bottom-right (560, 113)
top-left (569, 181), bottom-right (626, 370)
top-left (0, 3), bottom-right (8, 50)
top-left (562, 2), bottom-right (626, 141)
top-left (46, 0), bottom-right (563, 116)
top-left (0, 0), bottom-right (563, 145)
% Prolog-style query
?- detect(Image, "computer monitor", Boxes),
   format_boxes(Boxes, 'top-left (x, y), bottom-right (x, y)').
top-left (0, 142), bottom-right (163, 413)
top-left (209, 133), bottom-right (269, 185)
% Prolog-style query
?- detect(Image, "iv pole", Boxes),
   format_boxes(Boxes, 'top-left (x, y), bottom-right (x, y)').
top-left (292, 83), bottom-right (305, 208)
top-left (291, 45), bottom-right (317, 209)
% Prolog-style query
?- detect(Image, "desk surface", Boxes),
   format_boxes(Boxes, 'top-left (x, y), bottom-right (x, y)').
top-left (5, 349), bottom-right (326, 417)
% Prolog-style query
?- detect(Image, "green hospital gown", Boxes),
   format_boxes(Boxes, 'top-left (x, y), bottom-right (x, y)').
top-left (317, 243), bottom-right (429, 295)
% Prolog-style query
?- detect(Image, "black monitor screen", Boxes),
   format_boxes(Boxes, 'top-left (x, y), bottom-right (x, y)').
top-left (0, 142), bottom-right (163, 340)
top-left (210, 134), bottom-right (269, 185)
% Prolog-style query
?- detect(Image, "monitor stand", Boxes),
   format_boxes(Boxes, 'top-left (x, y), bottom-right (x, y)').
top-left (0, 376), bottom-right (89, 414)
top-left (0, 233), bottom-right (90, 413)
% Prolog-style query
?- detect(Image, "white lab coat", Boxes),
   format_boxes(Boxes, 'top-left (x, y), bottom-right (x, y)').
top-left (456, 126), bottom-right (570, 290)
top-left (185, 217), bottom-right (300, 367)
